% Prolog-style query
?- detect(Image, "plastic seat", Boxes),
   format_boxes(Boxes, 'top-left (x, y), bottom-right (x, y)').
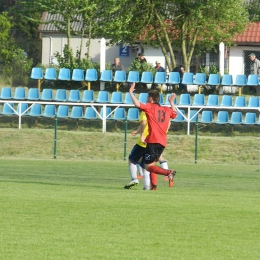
top-left (70, 106), bottom-right (83, 119)
top-left (163, 93), bottom-right (178, 105)
top-left (207, 74), bottom-right (220, 86)
top-left (243, 112), bottom-right (256, 125)
top-left (110, 91), bottom-right (123, 103)
top-left (100, 70), bottom-right (113, 82)
top-left (192, 94), bottom-right (205, 106)
top-left (30, 67), bottom-right (43, 79)
top-left (215, 111), bottom-right (229, 124)
top-left (84, 107), bottom-right (97, 119)
top-left (27, 88), bottom-right (40, 100)
top-left (13, 87), bottom-right (26, 100)
top-left (44, 67), bottom-right (57, 80)
top-left (127, 71), bottom-right (140, 83)
top-left (233, 96), bottom-right (246, 107)
top-left (58, 68), bottom-right (71, 80)
top-left (1, 103), bottom-right (14, 115)
top-left (41, 89), bottom-right (53, 101)
top-left (17, 103), bottom-right (29, 115)
top-left (246, 74), bottom-right (259, 86)
top-left (220, 95), bottom-right (232, 107)
top-left (199, 111), bottom-right (213, 123)
top-left (57, 105), bottom-right (69, 118)
top-left (28, 104), bottom-right (42, 117)
top-left (54, 89), bottom-right (67, 101)
top-left (181, 72), bottom-right (194, 85)
top-left (99, 107), bottom-right (112, 119)
top-left (234, 75), bottom-right (247, 86)
top-left (206, 94), bottom-right (219, 106)
top-left (127, 108), bottom-right (139, 121)
top-left (113, 107), bottom-right (126, 120)
top-left (68, 89), bottom-right (80, 102)
top-left (179, 94), bottom-right (191, 105)
top-left (154, 72), bottom-right (167, 84)
top-left (193, 73), bottom-right (206, 85)
top-left (140, 71), bottom-right (153, 84)
top-left (229, 112), bottom-right (242, 125)
top-left (81, 90), bottom-right (94, 102)
top-left (168, 72), bottom-right (180, 84)
top-left (221, 74), bottom-right (233, 86)
top-left (113, 71), bottom-right (126, 83)
top-left (190, 109), bottom-right (198, 123)
top-left (42, 105), bottom-right (56, 117)
top-left (159, 94), bottom-right (164, 104)
top-left (138, 93), bottom-right (148, 103)
top-left (123, 92), bottom-right (134, 104)
top-left (248, 97), bottom-right (259, 108)
top-left (96, 91), bottom-right (109, 103)
top-left (0, 87), bottom-right (12, 99)
top-left (172, 109), bottom-right (185, 122)
top-left (85, 68), bottom-right (98, 82)
top-left (72, 69), bottom-right (84, 81)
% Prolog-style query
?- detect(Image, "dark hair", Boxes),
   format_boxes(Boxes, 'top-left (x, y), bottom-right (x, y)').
top-left (148, 90), bottom-right (160, 103)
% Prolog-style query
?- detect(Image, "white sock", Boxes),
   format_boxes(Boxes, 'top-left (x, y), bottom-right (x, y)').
top-left (129, 162), bottom-right (138, 182)
top-left (160, 161), bottom-right (168, 170)
top-left (142, 169), bottom-right (150, 190)
top-left (137, 164), bottom-right (143, 176)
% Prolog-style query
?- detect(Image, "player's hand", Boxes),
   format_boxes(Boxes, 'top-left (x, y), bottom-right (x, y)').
top-left (168, 93), bottom-right (176, 103)
top-left (131, 130), bottom-right (137, 136)
top-left (129, 83), bottom-right (136, 93)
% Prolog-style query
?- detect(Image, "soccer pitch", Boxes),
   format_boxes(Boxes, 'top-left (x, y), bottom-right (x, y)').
top-left (0, 159), bottom-right (259, 260)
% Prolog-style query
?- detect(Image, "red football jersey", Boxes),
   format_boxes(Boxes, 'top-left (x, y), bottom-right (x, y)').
top-left (139, 103), bottom-right (177, 147)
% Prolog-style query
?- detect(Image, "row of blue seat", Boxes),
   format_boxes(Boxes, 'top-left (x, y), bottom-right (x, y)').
top-left (30, 67), bottom-right (260, 86)
top-left (1, 87), bottom-right (260, 107)
top-left (175, 109), bottom-right (260, 125)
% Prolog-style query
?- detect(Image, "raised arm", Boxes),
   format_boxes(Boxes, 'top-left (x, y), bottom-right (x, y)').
top-left (129, 83), bottom-right (140, 108)
top-left (168, 93), bottom-right (177, 111)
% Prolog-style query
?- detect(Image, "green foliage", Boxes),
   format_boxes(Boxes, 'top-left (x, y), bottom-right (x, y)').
top-left (128, 59), bottom-right (156, 75)
top-left (199, 65), bottom-right (220, 78)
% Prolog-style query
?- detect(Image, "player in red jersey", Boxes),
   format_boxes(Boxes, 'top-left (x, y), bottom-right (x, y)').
top-left (129, 83), bottom-right (177, 189)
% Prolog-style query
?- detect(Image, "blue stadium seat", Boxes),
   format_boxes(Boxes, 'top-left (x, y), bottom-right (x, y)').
top-left (221, 74), bottom-right (233, 86)
top-left (246, 74), bottom-right (259, 86)
top-left (154, 72), bottom-right (167, 84)
top-left (220, 95), bottom-right (232, 107)
top-left (42, 105), bottom-right (56, 117)
top-left (113, 107), bottom-right (126, 120)
top-left (68, 89), bottom-right (81, 102)
top-left (30, 67), bottom-right (43, 79)
top-left (233, 96), bottom-right (246, 107)
top-left (70, 106), bottom-right (83, 119)
top-left (27, 88), bottom-right (40, 100)
top-left (100, 70), bottom-right (113, 82)
top-left (127, 71), bottom-right (140, 83)
top-left (127, 108), bottom-right (139, 121)
top-left (1, 103), bottom-right (15, 115)
top-left (168, 72), bottom-right (180, 85)
top-left (207, 74), bottom-right (220, 86)
top-left (44, 67), bottom-right (57, 80)
top-left (181, 72), bottom-right (194, 85)
top-left (40, 89), bottom-right (53, 101)
top-left (58, 68), bottom-right (71, 80)
top-left (96, 91), bottom-right (109, 103)
top-left (28, 104), bottom-right (42, 117)
top-left (57, 105), bottom-right (69, 118)
top-left (123, 92), bottom-right (134, 104)
top-left (99, 107), bottom-right (112, 119)
top-left (206, 94), bottom-right (219, 106)
top-left (17, 103), bottom-right (29, 115)
top-left (172, 109), bottom-right (185, 122)
top-left (140, 71), bottom-right (153, 84)
top-left (199, 111), bottom-right (213, 124)
top-left (159, 93), bottom-right (164, 104)
top-left (81, 90), bottom-right (94, 103)
top-left (54, 89), bottom-right (67, 102)
top-left (179, 94), bottom-right (191, 105)
top-left (85, 68), bottom-right (98, 82)
top-left (229, 112), bottom-right (242, 125)
top-left (243, 112), bottom-right (256, 125)
top-left (189, 109), bottom-right (199, 123)
top-left (113, 71), bottom-right (126, 83)
top-left (192, 94), bottom-right (205, 106)
top-left (0, 87), bottom-right (12, 99)
top-left (13, 87), bottom-right (26, 100)
top-left (72, 69), bottom-right (84, 81)
top-left (163, 93), bottom-right (178, 105)
top-left (138, 93), bottom-right (148, 103)
top-left (110, 91), bottom-right (123, 103)
top-left (193, 73), bottom-right (206, 85)
top-left (84, 107), bottom-right (97, 119)
top-left (215, 111), bottom-right (229, 124)
top-left (248, 97), bottom-right (259, 108)
top-left (234, 74), bottom-right (247, 86)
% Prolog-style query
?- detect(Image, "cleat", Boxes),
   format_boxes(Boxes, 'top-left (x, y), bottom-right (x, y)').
top-left (150, 184), bottom-right (157, 190)
top-left (167, 170), bottom-right (176, 188)
top-left (124, 181), bottom-right (139, 189)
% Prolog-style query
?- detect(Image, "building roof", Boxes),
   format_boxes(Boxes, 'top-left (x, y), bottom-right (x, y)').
top-left (235, 22), bottom-right (260, 44)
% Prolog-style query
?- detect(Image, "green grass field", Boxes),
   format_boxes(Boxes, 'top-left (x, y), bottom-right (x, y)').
top-left (0, 159), bottom-right (259, 260)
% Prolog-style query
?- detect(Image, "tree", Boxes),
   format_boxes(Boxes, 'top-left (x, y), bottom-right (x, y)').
top-left (244, 0), bottom-right (260, 21)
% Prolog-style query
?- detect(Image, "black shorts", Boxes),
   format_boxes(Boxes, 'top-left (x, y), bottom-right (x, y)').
top-left (144, 143), bottom-right (165, 164)
top-left (128, 144), bottom-right (146, 168)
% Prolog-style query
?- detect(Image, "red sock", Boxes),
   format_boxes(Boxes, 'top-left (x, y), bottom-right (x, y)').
top-left (148, 165), bottom-right (169, 176)
top-left (150, 172), bottom-right (157, 186)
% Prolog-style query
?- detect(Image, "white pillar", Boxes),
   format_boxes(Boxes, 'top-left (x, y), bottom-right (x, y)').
top-left (100, 38), bottom-right (106, 90)
top-left (219, 42), bottom-right (225, 94)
